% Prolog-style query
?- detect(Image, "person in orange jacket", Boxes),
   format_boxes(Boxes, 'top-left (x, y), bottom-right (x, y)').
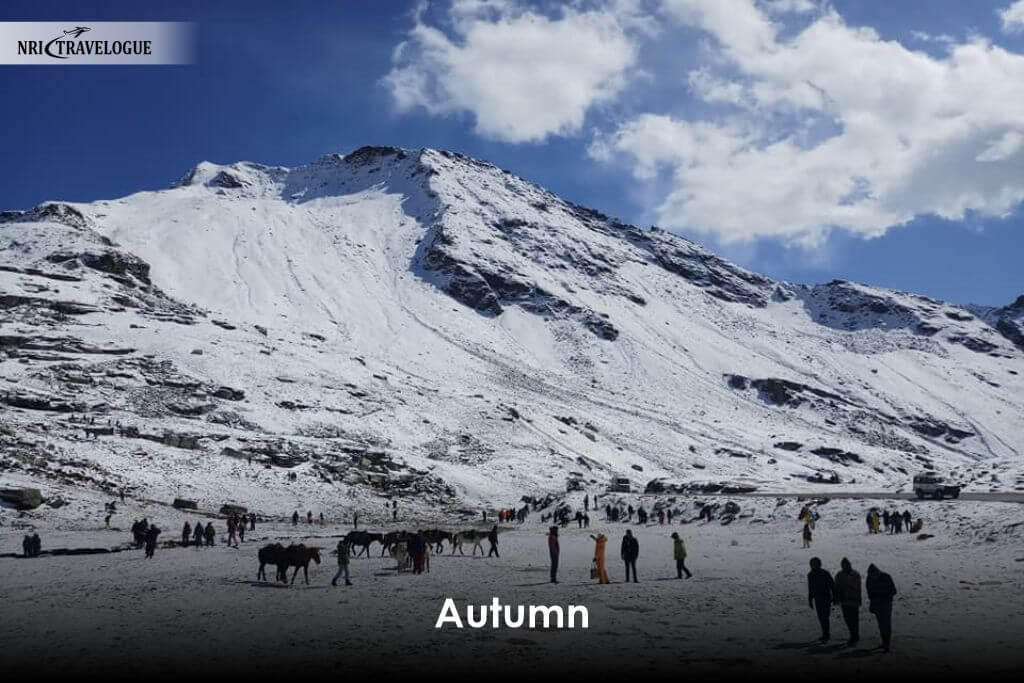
top-left (590, 533), bottom-right (610, 584)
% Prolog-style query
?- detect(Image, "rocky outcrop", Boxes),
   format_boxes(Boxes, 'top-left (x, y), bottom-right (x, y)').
top-left (0, 487), bottom-right (43, 510)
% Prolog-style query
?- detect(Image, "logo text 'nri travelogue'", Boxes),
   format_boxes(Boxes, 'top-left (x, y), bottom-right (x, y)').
top-left (1, 22), bottom-right (194, 65)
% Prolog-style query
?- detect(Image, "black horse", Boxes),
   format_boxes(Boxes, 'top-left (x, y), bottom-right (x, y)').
top-left (343, 530), bottom-right (384, 558)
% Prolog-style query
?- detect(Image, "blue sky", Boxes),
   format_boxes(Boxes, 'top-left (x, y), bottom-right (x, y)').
top-left (1, 0), bottom-right (1021, 306)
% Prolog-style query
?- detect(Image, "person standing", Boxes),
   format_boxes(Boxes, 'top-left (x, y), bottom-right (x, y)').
top-left (671, 532), bottom-right (692, 579)
top-left (30, 533), bottom-right (41, 557)
top-left (353, 511), bottom-right (359, 529)
top-left (807, 557), bottom-right (835, 643)
top-left (227, 516), bottom-right (238, 547)
top-left (621, 529), bottom-right (639, 583)
top-left (144, 525), bottom-right (161, 559)
top-left (410, 531), bottom-right (428, 574)
top-left (584, 494), bottom-right (589, 512)
top-left (182, 521), bottom-right (192, 547)
top-left (833, 557), bottom-right (862, 646)
top-left (866, 564), bottom-right (897, 652)
top-left (204, 522), bottom-right (215, 547)
top-left (193, 521), bottom-right (204, 548)
top-left (802, 523), bottom-right (813, 549)
top-left (22, 534), bottom-right (32, 558)
top-left (249, 513), bottom-right (256, 531)
top-left (590, 533), bottom-right (610, 584)
top-left (487, 525), bottom-right (500, 558)
top-left (331, 539), bottom-right (352, 586)
top-left (547, 526), bottom-right (560, 584)
top-left (292, 510), bottom-right (299, 526)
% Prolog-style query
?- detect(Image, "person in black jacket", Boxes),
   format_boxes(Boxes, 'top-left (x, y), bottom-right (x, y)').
top-left (833, 557), bottom-right (862, 646)
top-left (547, 527), bottom-right (559, 584)
top-left (487, 525), bottom-right (500, 558)
top-left (865, 563), bottom-right (897, 652)
top-left (621, 529), bottom-right (639, 583)
top-left (807, 557), bottom-right (835, 643)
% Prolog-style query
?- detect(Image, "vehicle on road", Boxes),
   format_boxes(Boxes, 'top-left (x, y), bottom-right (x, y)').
top-left (913, 473), bottom-right (961, 500)
top-left (608, 476), bottom-right (631, 493)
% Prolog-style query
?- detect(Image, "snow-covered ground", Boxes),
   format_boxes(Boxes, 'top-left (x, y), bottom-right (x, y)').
top-left (1, 494), bottom-right (1021, 675)
top-left (1, 145), bottom-right (1022, 523)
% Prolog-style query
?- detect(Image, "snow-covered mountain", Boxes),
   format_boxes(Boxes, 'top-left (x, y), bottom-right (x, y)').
top-left (2, 146), bottom-right (1022, 517)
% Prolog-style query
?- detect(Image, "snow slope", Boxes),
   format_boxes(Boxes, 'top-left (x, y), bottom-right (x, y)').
top-left (1, 146), bottom-right (1022, 518)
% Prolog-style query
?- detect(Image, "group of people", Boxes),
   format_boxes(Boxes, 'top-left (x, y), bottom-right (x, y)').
top-left (602, 503), bottom-right (672, 525)
top-left (184, 520), bottom-right (217, 548)
top-left (292, 510), bottom-right (325, 526)
top-left (545, 527), bottom-right (692, 585)
top-left (808, 557), bottom-right (898, 652)
top-left (130, 519), bottom-right (163, 558)
top-left (496, 506), bottom-right (529, 523)
top-left (21, 533), bottom-right (42, 558)
top-left (226, 513), bottom-right (256, 546)
top-left (866, 509), bottom-right (921, 534)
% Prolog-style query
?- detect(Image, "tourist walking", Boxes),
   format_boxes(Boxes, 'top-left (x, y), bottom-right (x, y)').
top-left (671, 532), bottom-right (692, 579)
top-left (866, 564), bottom-right (897, 652)
top-left (833, 557), bottom-right (862, 646)
top-left (807, 557), bottom-right (835, 643)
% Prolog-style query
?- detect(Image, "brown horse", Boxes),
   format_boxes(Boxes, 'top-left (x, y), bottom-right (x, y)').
top-left (257, 543), bottom-right (287, 582)
top-left (282, 544), bottom-right (321, 585)
top-left (257, 543), bottom-right (322, 584)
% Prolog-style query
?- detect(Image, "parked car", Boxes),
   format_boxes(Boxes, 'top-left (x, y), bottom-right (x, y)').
top-left (913, 473), bottom-right (961, 499)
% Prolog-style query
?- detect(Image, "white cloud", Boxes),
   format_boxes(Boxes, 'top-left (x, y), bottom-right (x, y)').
top-left (1000, 0), bottom-right (1024, 33)
top-left (594, 0), bottom-right (1024, 245)
top-left (759, 0), bottom-right (816, 15)
top-left (383, 1), bottom-right (640, 143)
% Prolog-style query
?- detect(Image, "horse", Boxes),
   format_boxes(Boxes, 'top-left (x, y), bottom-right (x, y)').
top-left (257, 543), bottom-right (322, 584)
top-left (421, 529), bottom-right (453, 554)
top-left (281, 544), bottom-right (321, 585)
top-left (380, 530), bottom-right (412, 557)
top-left (257, 543), bottom-right (288, 583)
top-left (451, 530), bottom-right (487, 556)
top-left (343, 530), bottom-right (383, 558)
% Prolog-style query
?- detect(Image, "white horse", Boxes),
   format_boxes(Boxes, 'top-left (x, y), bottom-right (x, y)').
top-left (450, 530), bottom-right (488, 556)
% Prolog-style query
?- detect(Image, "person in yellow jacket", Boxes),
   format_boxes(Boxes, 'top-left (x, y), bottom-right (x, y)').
top-left (590, 533), bottom-right (610, 584)
top-left (671, 532), bottom-right (692, 579)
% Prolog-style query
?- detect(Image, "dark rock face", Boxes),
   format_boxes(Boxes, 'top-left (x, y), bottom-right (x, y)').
top-left (774, 441), bottom-right (803, 451)
top-left (641, 229), bottom-right (775, 307)
top-left (422, 224), bottom-right (620, 339)
top-left (810, 447), bottom-right (863, 464)
top-left (47, 250), bottom-right (151, 284)
top-left (344, 146), bottom-right (406, 166)
top-left (0, 487), bottom-right (43, 510)
top-left (209, 171), bottom-right (244, 189)
top-left (947, 335), bottom-right (998, 354)
top-left (212, 386), bottom-right (245, 401)
top-left (725, 375), bottom-right (843, 408)
top-left (907, 418), bottom-right (974, 443)
top-left (173, 498), bottom-right (198, 510)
